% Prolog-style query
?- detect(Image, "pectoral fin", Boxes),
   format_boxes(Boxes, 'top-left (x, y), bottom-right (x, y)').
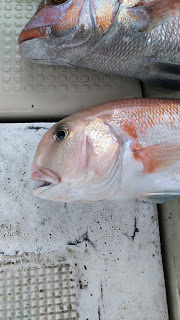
top-left (144, 78), bottom-right (180, 91)
top-left (133, 143), bottom-right (180, 174)
top-left (127, 0), bottom-right (180, 32)
top-left (139, 192), bottom-right (180, 203)
top-left (143, 59), bottom-right (180, 91)
top-left (149, 60), bottom-right (180, 75)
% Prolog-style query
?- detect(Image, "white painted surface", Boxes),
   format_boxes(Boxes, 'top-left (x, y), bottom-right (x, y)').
top-left (0, 123), bottom-right (168, 319)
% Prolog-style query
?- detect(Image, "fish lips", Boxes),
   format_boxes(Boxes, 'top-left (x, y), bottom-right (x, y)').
top-left (32, 181), bottom-right (72, 202)
top-left (31, 168), bottom-right (61, 198)
top-left (32, 169), bottom-right (83, 202)
top-left (33, 181), bottom-right (54, 196)
top-left (18, 3), bottom-right (70, 45)
top-left (18, 0), bottom-right (76, 46)
top-left (18, 26), bottom-right (50, 62)
top-left (18, 26), bottom-right (49, 45)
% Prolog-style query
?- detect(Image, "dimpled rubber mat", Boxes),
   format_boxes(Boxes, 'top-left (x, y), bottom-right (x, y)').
top-left (0, 0), bottom-right (141, 120)
top-left (0, 254), bottom-right (77, 320)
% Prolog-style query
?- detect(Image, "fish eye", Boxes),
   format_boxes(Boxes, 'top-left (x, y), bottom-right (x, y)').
top-left (53, 124), bottom-right (69, 141)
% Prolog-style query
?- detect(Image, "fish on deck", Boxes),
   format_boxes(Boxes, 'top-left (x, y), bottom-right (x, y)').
top-left (31, 98), bottom-right (180, 203)
top-left (18, 0), bottom-right (180, 90)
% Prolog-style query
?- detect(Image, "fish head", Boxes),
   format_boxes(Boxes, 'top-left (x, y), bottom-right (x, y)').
top-left (18, 0), bottom-right (120, 65)
top-left (31, 109), bottom-right (120, 202)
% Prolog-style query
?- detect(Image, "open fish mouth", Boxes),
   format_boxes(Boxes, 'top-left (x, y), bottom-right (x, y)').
top-left (41, 181), bottom-right (52, 187)
top-left (33, 180), bottom-right (54, 195)
top-left (31, 168), bottom-right (60, 196)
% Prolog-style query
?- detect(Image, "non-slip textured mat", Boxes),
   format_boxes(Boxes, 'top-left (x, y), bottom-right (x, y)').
top-left (0, 252), bottom-right (78, 320)
top-left (0, 263), bottom-right (77, 320)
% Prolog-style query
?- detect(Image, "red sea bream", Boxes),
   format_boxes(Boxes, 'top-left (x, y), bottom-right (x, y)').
top-left (31, 98), bottom-right (180, 203)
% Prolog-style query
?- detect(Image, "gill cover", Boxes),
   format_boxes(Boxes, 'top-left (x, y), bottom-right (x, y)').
top-left (84, 118), bottom-right (119, 175)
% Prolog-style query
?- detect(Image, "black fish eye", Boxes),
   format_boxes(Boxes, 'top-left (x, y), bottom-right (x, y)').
top-left (53, 124), bottom-right (69, 141)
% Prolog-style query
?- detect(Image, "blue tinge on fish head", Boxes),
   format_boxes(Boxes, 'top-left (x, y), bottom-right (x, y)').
top-left (18, 0), bottom-right (120, 65)
top-left (31, 114), bottom-right (120, 202)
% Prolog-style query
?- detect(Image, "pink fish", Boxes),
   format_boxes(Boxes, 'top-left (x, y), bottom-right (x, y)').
top-left (18, 0), bottom-right (180, 89)
top-left (31, 98), bottom-right (180, 203)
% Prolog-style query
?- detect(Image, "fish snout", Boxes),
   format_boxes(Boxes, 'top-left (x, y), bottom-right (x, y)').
top-left (18, 5), bottom-right (58, 45)
top-left (18, 26), bottom-right (49, 45)
top-left (31, 167), bottom-right (60, 185)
